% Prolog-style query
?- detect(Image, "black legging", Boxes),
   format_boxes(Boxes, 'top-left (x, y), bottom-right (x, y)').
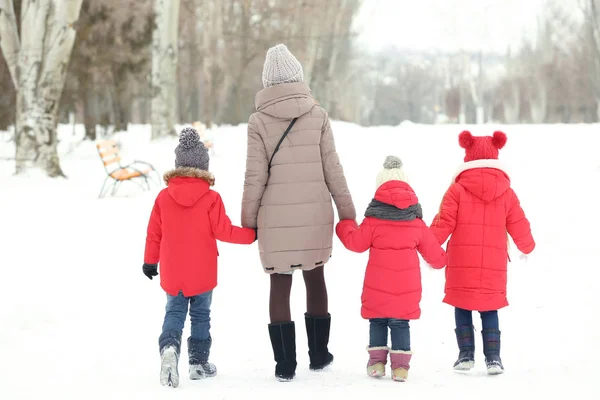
top-left (269, 266), bottom-right (328, 323)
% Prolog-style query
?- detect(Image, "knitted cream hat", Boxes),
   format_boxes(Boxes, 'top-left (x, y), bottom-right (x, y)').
top-left (262, 44), bottom-right (304, 88)
top-left (376, 156), bottom-right (408, 189)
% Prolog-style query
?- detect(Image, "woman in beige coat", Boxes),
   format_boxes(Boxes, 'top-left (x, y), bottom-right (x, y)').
top-left (241, 44), bottom-right (356, 381)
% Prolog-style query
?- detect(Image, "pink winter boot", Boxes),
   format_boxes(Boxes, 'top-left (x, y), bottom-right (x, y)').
top-left (366, 347), bottom-right (389, 377)
top-left (390, 350), bottom-right (412, 382)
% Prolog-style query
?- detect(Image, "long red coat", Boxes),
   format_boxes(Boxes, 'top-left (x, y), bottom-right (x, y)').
top-left (430, 161), bottom-right (535, 311)
top-left (144, 168), bottom-right (256, 297)
top-left (336, 181), bottom-right (447, 320)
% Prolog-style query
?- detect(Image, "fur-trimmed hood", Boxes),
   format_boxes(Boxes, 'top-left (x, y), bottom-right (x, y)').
top-left (163, 167), bottom-right (215, 207)
top-left (163, 167), bottom-right (215, 186)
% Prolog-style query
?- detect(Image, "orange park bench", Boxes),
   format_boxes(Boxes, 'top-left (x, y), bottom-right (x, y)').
top-left (96, 140), bottom-right (161, 198)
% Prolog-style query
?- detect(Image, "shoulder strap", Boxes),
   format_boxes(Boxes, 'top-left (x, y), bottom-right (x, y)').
top-left (268, 118), bottom-right (298, 174)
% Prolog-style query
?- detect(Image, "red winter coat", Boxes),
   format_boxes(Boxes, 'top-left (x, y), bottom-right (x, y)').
top-left (430, 160), bottom-right (535, 311)
top-left (144, 168), bottom-right (256, 297)
top-left (336, 181), bottom-right (447, 320)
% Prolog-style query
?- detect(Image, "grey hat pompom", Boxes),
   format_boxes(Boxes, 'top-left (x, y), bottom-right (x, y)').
top-left (383, 155), bottom-right (403, 169)
top-left (174, 127), bottom-right (209, 171)
top-left (179, 127), bottom-right (201, 149)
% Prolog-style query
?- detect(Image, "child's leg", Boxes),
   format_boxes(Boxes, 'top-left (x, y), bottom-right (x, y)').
top-left (454, 307), bottom-right (473, 328)
top-left (189, 291), bottom-right (213, 341)
top-left (160, 292), bottom-right (189, 351)
top-left (369, 319), bottom-right (389, 348)
top-left (480, 310), bottom-right (499, 330)
top-left (453, 308), bottom-right (475, 370)
top-left (188, 290), bottom-right (216, 378)
top-left (159, 292), bottom-right (189, 387)
top-left (366, 319), bottom-right (389, 377)
top-left (389, 319), bottom-right (411, 382)
top-left (480, 310), bottom-right (503, 374)
top-left (388, 319), bottom-right (410, 351)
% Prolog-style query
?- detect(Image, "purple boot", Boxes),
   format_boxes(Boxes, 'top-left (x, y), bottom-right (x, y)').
top-left (366, 347), bottom-right (389, 377)
top-left (390, 350), bottom-right (412, 382)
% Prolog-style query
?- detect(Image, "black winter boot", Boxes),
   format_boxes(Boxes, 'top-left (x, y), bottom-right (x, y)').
top-left (305, 313), bottom-right (334, 370)
top-left (482, 329), bottom-right (504, 375)
top-left (158, 330), bottom-right (182, 387)
top-left (188, 337), bottom-right (217, 379)
top-left (453, 325), bottom-right (475, 371)
top-left (268, 322), bottom-right (297, 381)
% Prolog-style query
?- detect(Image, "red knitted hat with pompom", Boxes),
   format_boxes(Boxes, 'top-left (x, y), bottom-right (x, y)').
top-left (458, 131), bottom-right (507, 162)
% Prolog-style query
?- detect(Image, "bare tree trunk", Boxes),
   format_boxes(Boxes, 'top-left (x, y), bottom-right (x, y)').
top-left (530, 76), bottom-right (548, 123)
top-left (151, 0), bottom-right (180, 139)
top-left (0, 0), bottom-right (83, 177)
top-left (584, 0), bottom-right (600, 120)
top-left (82, 74), bottom-right (97, 140)
top-left (0, 0), bottom-right (19, 89)
top-left (504, 82), bottom-right (521, 123)
top-left (201, 0), bottom-right (223, 128)
top-left (470, 51), bottom-right (485, 124)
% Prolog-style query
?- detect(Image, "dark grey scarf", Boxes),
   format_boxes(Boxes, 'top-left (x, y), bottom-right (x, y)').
top-left (364, 199), bottom-right (423, 221)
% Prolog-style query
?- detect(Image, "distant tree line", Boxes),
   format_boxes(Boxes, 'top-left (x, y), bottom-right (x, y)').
top-left (1, 0), bottom-right (600, 176)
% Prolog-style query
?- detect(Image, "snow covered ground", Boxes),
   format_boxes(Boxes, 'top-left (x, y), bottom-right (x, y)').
top-left (0, 122), bottom-right (599, 399)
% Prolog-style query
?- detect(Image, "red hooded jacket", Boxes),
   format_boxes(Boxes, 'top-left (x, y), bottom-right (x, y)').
top-left (336, 181), bottom-right (447, 320)
top-left (430, 160), bottom-right (535, 311)
top-left (144, 168), bottom-right (256, 297)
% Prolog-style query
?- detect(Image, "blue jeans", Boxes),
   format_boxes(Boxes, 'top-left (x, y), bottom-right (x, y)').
top-left (162, 291), bottom-right (212, 341)
top-left (369, 318), bottom-right (410, 351)
top-left (455, 307), bottom-right (499, 330)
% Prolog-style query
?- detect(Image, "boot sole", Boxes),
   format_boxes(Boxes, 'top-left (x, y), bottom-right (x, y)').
top-left (189, 367), bottom-right (217, 380)
top-left (160, 347), bottom-right (179, 388)
top-left (487, 365), bottom-right (504, 375)
top-left (453, 360), bottom-right (475, 371)
top-left (276, 375), bottom-right (295, 382)
top-left (366, 362), bottom-right (386, 377)
top-left (309, 355), bottom-right (334, 371)
top-left (368, 369), bottom-right (385, 378)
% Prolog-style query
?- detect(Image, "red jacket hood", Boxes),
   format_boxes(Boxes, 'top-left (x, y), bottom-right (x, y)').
top-left (374, 181), bottom-right (418, 208)
top-left (456, 168), bottom-right (511, 202)
top-left (163, 167), bottom-right (215, 207)
top-left (167, 178), bottom-right (210, 207)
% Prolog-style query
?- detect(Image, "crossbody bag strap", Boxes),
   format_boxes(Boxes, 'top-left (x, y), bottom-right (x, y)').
top-left (268, 117), bottom-right (298, 174)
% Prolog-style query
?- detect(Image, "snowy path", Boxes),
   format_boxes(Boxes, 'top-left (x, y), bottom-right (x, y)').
top-left (0, 123), bottom-right (598, 399)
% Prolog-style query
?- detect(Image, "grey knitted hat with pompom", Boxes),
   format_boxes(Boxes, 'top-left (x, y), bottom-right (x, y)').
top-left (376, 155), bottom-right (408, 188)
top-left (174, 127), bottom-right (209, 171)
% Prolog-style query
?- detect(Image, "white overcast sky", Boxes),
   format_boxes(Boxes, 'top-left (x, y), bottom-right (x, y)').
top-left (356, 0), bottom-right (546, 53)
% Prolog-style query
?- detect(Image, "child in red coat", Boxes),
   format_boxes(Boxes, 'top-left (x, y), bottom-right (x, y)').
top-left (336, 156), bottom-right (447, 382)
top-left (143, 127), bottom-right (256, 388)
top-left (430, 131), bottom-right (535, 375)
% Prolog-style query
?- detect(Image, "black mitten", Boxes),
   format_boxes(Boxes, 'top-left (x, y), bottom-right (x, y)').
top-left (143, 263), bottom-right (158, 280)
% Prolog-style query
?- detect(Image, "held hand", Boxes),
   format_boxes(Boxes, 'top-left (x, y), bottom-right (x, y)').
top-left (143, 263), bottom-right (158, 280)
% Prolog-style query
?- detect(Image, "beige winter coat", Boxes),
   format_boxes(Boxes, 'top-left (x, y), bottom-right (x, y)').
top-left (241, 82), bottom-right (356, 274)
